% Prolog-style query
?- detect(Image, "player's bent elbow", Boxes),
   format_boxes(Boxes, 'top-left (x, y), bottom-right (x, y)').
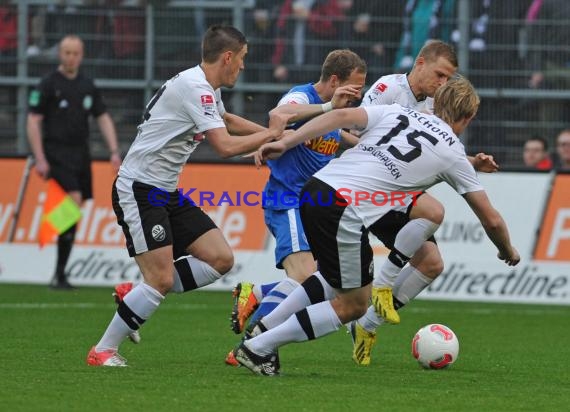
top-left (481, 216), bottom-right (503, 232)
top-left (212, 145), bottom-right (234, 159)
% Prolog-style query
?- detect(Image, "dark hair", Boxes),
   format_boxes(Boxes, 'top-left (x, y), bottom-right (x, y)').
top-left (525, 136), bottom-right (548, 151)
top-left (320, 49), bottom-right (367, 82)
top-left (417, 40), bottom-right (458, 68)
top-left (202, 25), bottom-right (247, 63)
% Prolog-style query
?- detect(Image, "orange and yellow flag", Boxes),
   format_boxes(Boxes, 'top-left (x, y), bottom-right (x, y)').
top-left (38, 179), bottom-right (82, 248)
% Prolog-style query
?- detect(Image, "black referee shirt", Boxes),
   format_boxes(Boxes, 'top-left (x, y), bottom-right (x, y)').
top-left (28, 70), bottom-right (107, 147)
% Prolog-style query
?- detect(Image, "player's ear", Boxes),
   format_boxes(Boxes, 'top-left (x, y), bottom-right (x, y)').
top-left (329, 74), bottom-right (339, 88)
top-left (415, 56), bottom-right (425, 68)
top-left (223, 50), bottom-right (233, 64)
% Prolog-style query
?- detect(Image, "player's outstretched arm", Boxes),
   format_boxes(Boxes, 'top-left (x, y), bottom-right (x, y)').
top-left (206, 111), bottom-right (293, 158)
top-left (254, 108), bottom-right (368, 167)
top-left (463, 190), bottom-right (520, 266)
top-left (271, 84), bottom-right (362, 124)
top-left (223, 112), bottom-right (266, 135)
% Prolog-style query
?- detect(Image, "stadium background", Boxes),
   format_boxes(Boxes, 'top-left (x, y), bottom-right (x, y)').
top-left (1, 0), bottom-right (570, 168)
top-left (1, 3), bottom-right (569, 410)
top-left (1, 0), bottom-right (569, 305)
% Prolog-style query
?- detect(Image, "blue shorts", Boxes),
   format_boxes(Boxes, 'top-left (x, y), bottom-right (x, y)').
top-left (264, 208), bottom-right (311, 269)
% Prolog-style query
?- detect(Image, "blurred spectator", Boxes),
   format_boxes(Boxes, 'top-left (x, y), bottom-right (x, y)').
top-left (523, 0), bottom-right (570, 129)
top-left (243, 1), bottom-right (285, 122)
top-left (0, 1), bottom-right (19, 124)
top-left (0, 1), bottom-right (17, 75)
top-left (345, 0), bottom-right (404, 80)
top-left (29, 1), bottom-right (101, 77)
top-left (272, 0), bottom-right (348, 83)
top-left (468, 0), bottom-right (532, 88)
top-left (100, 0), bottom-right (145, 79)
top-left (393, 0), bottom-right (457, 72)
top-left (555, 129), bottom-right (570, 170)
top-left (153, 1), bottom-right (200, 79)
top-left (523, 136), bottom-right (552, 170)
top-left (525, 0), bottom-right (570, 90)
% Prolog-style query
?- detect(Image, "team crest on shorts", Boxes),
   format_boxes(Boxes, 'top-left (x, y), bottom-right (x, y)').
top-left (151, 224), bottom-right (166, 242)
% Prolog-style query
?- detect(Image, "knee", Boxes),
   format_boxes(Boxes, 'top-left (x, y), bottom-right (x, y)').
top-left (351, 300), bottom-right (369, 319)
top-left (414, 196), bottom-right (445, 225)
top-left (334, 296), bottom-right (368, 322)
top-left (153, 274), bottom-right (174, 295)
top-left (212, 250), bottom-right (234, 275)
top-left (413, 251), bottom-right (444, 279)
top-left (429, 202), bottom-right (445, 225)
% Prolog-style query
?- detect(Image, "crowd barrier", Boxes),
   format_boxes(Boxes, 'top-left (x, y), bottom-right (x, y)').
top-left (0, 158), bottom-right (568, 305)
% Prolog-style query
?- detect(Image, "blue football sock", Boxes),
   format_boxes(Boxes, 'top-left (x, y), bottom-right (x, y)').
top-left (260, 281), bottom-right (279, 298)
top-left (249, 278), bottom-right (300, 325)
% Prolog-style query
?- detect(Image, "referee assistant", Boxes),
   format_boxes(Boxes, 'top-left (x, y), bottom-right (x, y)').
top-left (27, 34), bottom-right (121, 290)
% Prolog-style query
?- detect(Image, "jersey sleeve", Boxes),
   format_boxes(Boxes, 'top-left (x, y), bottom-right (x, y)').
top-left (215, 88), bottom-right (226, 117)
top-left (440, 156), bottom-right (484, 195)
top-left (361, 79), bottom-right (399, 107)
top-left (277, 91), bottom-right (311, 106)
top-left (28, 76), bottom-right (50, 115)
top-left (181, 83), bottom-right (226, 133)
top-left (361, 105), bottom-right (388, 133)
top-left (90, 82), bottom-right (107, 117)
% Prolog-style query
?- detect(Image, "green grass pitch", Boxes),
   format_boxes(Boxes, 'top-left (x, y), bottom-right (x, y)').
top-left (1, 284), bottom-right (568, 411)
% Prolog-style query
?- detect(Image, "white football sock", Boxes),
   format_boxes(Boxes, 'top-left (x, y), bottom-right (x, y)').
top-left (170, 256), bottom-right (222, 292)
top-left (358, 266), bottom-right (433, 333)
top-left (96, 283), bottom-right (164, 351)
top-left (246, 300), bottom-right (342, 356)
top-left (393, 266), bottom-right (433, 305)
top-left (358, 305), bottom-right (385, 332)
top-left (376, 218), bottom-right (439, 287)
top-left (252, 284), bottom-right (263, 301)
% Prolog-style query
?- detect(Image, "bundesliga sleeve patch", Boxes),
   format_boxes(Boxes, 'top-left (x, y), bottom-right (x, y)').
top-left (201, 95), bottom-right (214, 104)
top-left (375, 83), bottom-right (388, 93)
top-left (201, 94), bottom-right (216, 117)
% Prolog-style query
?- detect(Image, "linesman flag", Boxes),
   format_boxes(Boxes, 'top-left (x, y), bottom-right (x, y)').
top-left (38, 179), bottom-right (82, 248)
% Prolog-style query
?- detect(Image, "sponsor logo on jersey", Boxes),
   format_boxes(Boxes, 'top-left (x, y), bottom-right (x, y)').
top-left (304, 135), bottom-right (340, 155)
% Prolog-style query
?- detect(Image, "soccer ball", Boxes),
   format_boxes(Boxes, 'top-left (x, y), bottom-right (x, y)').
top-left (412, 324), bottom-right (459, 369)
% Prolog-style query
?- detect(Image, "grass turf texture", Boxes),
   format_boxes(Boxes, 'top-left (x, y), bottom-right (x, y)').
top-left (1, 284), bottom-right (568, 411)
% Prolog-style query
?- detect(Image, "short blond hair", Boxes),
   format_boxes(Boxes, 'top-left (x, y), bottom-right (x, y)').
top-left (433, 76), bottom-right (480, 124)
top-left (417, 40), bottom-right (458, 68)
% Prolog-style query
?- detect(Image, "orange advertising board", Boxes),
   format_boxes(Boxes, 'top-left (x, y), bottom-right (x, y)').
top-left (534, 174), bottom-right (570, 261)
top-left (0, 158), bottom-right (270, 250)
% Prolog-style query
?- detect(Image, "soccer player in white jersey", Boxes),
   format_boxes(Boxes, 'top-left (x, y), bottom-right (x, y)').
top-left (231, 76), bottom-right (519, 376)
top-left (86, 25), bottom-right (291, 367)
top-left (350, 40), bottom-right (499, 366)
